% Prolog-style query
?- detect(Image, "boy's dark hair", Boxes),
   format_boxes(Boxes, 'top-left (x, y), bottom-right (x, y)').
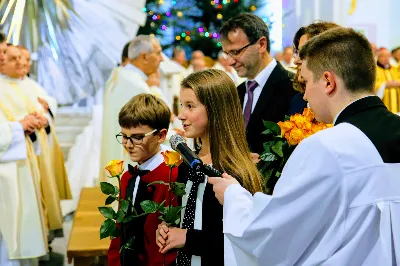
top-left (299, 27), bottom-right (376, 93)
top-left (119, 94), bottom-right (171, 131)
top-left (219, 13), bottom-right (271, 53)
top-left (0, 33), bottom-right (6, 43)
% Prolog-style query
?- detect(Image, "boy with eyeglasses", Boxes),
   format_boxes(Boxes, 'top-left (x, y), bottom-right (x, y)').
top-left (108, 93), bottom-right (178, 266)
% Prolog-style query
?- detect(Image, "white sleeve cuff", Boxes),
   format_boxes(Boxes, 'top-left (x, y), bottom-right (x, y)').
top-left (1, 122), bottom-right (27, 162)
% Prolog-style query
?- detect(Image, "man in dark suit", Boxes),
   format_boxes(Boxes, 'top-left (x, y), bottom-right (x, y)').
top-left (219, 13), bottom-right (297, 156)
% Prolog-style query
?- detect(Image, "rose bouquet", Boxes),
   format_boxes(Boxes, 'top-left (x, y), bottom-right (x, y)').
top-left (258, 108), bottom-right (332, 194)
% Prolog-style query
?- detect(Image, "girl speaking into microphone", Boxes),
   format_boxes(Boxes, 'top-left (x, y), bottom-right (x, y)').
top-left (156, 69), bottom-right (263, 266)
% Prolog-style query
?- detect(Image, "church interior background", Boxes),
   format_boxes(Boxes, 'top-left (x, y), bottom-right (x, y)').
top-left (0, 0), bottom-right (398, 265)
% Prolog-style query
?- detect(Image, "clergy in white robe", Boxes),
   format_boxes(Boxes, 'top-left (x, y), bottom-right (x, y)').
top-left (1, 45), bottom-right (63, 232)
top-left (18, 47), bottom-right (71, 201)
top-left (99, 35), bottom-right (164, 181)
top-left (0, 101), bottom-right (47, 266)
top-left (209, 28), bottom-right (400, 266)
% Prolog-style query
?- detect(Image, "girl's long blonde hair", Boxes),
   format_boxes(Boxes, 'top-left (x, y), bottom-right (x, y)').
top-left (181, 69), bottom-right (263, 194)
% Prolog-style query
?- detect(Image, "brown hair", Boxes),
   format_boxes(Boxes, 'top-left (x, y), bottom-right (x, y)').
top-left (299, 27), bottom-right (376, 93)
top-left (293, 21), bottom-right (340, 93)
top-left (181, 69), bottom-right (263, 194)
top-left (119, 93), bottom-right (171, 131)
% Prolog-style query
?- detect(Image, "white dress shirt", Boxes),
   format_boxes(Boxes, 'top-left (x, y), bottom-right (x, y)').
top-left (243, 59), bottom-right (277, 113)
top-left (131, 144), bottom-right (170, 205)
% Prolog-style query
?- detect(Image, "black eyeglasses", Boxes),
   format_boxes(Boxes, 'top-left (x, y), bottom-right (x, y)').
top-left (116, 129), bottom-right (158, 145)
top-left (222, 39), bottom-right (258, 59)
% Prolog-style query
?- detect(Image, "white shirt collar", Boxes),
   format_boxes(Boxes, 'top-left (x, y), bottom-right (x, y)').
top-left (333, 95), bottom-right (376, 124)
top-left (246, 59), bottom-right (277, 90)
top-left (124, 63), bottom-right (148, 81)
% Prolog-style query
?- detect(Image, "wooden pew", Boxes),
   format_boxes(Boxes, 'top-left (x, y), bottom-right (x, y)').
top-left (67, 187), bottom-right (111, 266)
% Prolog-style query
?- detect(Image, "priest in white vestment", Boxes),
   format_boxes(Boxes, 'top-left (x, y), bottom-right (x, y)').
top-left (209, 28), bottom-right (400, 266)
top-left (18, 46), bottom-right (72, 201)
top-left (0, 40), bottom-right (47, 264)
top-left (0, 45), bottom-right (63, 234)
top-left (99, 35), bottom-right (164, 181)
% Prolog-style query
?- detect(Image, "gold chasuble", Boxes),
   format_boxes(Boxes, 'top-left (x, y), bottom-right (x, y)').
top-left (21, 77), bottom-right (72, 200)
top-left (0, 76), bottom-right (63, 231)
top-left (375, 65), bottom-right (400, 113)
top-left (0, 95), bottom-right (48, 259)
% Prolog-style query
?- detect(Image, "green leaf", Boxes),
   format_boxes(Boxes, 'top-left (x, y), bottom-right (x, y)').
top-left (120, 236), bottom-right (135, 253)
top-left (163, 206), bottom-right (185, 226)
top-left (123, 215), bottom-right (135, 223)
top-left (261, 129), bottom-right (272, 135)
top-left (100, 182), bottom-right (116, 195)
top-left (116, 209), bottom-right (125, 223)
top-left (98, 207), bottom-right (116, 219)
top-left (271, 141), bottom-right (284, 157)
top-left (276, 171), bottom-right (281, 178)
top-left (284, 115), bottom-right (291, 121)
top-left (148, 180), bottom-right (167, 186)
top-left (100, 219), bottom-right (117, 239)
top-left (113, 186), bottom-right (119, 196)
top-left (260, 152), bottom-right (278, 162)
top-left (105, 195), bottom-right (116, 205)
top-left (170, 182), bottom-right (186, 197)
top-left (120, 200), bottom-right (130, 213)
top-left (140, 200), bottom-right (159, 214)
top-left (158, 200), bottom-right (166, 212)
top-left (262, 121), bottom-right (281, 136)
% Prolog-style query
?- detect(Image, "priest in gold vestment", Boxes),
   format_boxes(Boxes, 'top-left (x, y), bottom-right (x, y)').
top-left (0, 36), bottom-right (47, 266)
top-left (375, 48), bottom-right (400, 113)
top-left (19, 46), bottom-right (72, 201)
top-left (0, 45), bottom-right (63, 234)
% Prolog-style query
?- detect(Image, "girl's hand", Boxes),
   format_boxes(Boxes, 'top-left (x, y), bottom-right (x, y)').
top-left (160, 227), bottom-right (187, 254)
top-left (156, 222), bottom-right (169, 251)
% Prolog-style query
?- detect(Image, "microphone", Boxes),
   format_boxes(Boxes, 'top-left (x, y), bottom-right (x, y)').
top-left (170, 134), bottom-right (222, 177)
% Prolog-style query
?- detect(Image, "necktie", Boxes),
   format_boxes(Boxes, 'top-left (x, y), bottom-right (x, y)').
top-left (128, 164), bottom-right (150, 177)
top-left (176, 168), bottom-right (205, 266)
top-left (243, 80), bottom-right (258, 127)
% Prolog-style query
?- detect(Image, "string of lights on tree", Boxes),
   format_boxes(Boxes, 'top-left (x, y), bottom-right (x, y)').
top-left (137, 0), bottom-right (267, 57)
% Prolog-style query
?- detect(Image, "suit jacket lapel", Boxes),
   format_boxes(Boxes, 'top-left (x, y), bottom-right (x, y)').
top-left (238, 82), bottom-right (246, 107)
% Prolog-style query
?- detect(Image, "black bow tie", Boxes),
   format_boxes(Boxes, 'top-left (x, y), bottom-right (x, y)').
top-left (128, 164), bottom-right (150, 177)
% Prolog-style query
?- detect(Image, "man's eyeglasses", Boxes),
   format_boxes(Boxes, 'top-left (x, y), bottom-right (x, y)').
top-left (116, 129), bottom-right (158, 145)
top-left (222, 40), bottom-right (258, 59)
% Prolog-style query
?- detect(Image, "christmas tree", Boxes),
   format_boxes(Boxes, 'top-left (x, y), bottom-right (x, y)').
top-left (137, 0), bottom-right (266, 58)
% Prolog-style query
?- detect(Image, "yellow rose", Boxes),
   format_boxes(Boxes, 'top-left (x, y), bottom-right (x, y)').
top-left (302, 108), bottom-right (315, 122)
top-left (105, 160), bottom-right (124, 177)
top-left (311, 122), bottom-right (331, 133)
top-left (162, 150), bottom-right (183, 167)
top-left (290, 114), bottom-right (309, 129)
top-left (278, 121), bottom-right (295, 136)
top-left (287, 128), bottom-right (306, 146)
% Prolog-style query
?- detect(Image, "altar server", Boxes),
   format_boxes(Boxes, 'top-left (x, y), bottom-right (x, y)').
top-left (209, 28), bottom-right (400, 265)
